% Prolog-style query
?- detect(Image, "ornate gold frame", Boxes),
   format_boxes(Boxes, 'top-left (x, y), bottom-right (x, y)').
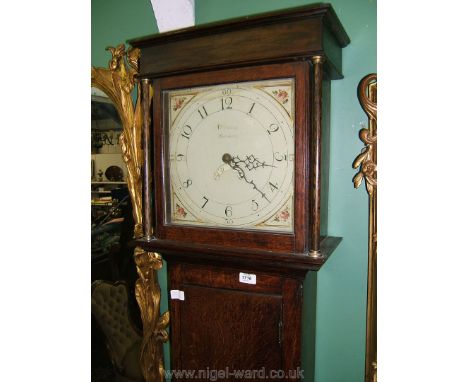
top-left (91, 44), bottom-right (169, 382)
top-left (353, 74), bottom-right (377, 382)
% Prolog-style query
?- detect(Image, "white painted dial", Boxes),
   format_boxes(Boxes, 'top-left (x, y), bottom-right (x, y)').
top-left (167, 78), bottom-right (295, 232)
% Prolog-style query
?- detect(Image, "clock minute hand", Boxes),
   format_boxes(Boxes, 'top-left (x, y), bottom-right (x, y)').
top-left (222, 153), bottom-right (270, 202)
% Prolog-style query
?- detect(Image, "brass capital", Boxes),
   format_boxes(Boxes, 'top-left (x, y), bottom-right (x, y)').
top-left (312, 55), bottom-right (326, 65)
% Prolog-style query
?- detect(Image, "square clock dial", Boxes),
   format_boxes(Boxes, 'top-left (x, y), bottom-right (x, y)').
top-left (165, 78), bottom-right (295, 232)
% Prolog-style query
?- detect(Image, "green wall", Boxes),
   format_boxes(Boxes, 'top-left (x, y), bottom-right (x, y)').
top-left (92, 1), bottom-right (376, 381)
top-left (91, 0), bottom-right (157, 68)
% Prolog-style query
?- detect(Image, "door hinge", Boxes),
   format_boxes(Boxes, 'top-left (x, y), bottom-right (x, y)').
top-left (278, 320), bottom-right (283, 345)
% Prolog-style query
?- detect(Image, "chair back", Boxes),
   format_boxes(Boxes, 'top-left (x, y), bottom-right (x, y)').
top-left (91, 280), bottom-right (142, 377)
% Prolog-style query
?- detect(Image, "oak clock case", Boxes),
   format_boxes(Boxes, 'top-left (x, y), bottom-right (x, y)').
top-left (129, 3), bottom-right (350, 381)
top-left (154, 63), bottom-right (310, 253)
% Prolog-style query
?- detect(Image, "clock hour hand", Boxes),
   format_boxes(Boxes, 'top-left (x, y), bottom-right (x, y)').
top-left (214, 152), bottom-right (273, 180)
top-left (227, 153), bottom-right (276, 171)
top-left (222, 153), bottom-right (270, 202)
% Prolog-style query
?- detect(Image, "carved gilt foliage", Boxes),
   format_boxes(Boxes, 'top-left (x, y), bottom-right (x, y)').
top-left (91, 44), bottom-right (143, 238)
top-left (354, 73), bottom-right (377, 382)
top-left (134, 248), bottom-right (170, 382)
top-left (92, 45), bottom-right (169, 382)
top-left (353, 74), bottom-right (377, 196)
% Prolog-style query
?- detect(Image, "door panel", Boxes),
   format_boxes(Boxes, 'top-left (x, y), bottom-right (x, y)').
top-left (179, 284), bottom-right (282, 377)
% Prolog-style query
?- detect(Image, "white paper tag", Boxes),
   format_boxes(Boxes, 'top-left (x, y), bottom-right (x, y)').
top-left (170, 289), bottom-right (185, 300)
top-left (239, 272), bottom-right (256, 285)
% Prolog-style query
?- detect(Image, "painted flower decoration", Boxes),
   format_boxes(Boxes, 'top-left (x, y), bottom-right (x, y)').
top-left (272, 89), bottom-right (289, 104)
top-left (274, 206), bottom-right (290, 222)
top-left (175, 204), bottom-right (187, 218)
top-left (279, 208), bottom-right (290, 222)
top-left (173, 97), bottom-right (187, 111)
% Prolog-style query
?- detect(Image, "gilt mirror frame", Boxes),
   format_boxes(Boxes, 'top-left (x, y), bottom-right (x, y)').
top-left (353, 73), bottom-right (377, 382)
top-left (91, 44), bottom-right (169, 382)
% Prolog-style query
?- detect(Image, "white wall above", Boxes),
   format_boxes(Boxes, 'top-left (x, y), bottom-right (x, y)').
top-left (150, 0), bottom-right (195, 33)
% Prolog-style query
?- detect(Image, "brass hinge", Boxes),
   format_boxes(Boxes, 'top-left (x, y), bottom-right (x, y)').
top-left (278, 320), bottom-right (283, 345)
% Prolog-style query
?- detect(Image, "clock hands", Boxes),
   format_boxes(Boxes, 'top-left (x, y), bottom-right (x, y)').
top-left (222, 153), bottom-right (271, 202)
top-left (213, 153), bottom-right (274, 180)
top-left (227, 154), bottom-right (276, 171)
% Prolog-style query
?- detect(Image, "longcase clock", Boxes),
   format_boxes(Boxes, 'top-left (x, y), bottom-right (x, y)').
top-left (130, 3), bottom-right (349, 380)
